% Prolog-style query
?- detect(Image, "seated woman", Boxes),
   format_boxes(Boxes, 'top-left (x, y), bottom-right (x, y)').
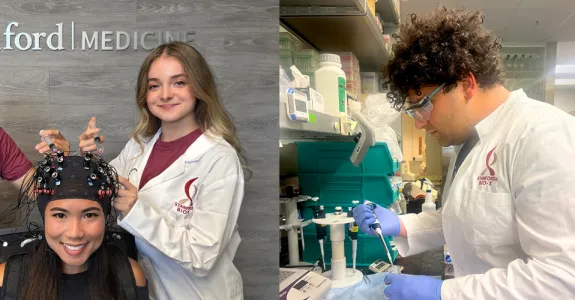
top-left (0, 152), bottom-right (149, 300)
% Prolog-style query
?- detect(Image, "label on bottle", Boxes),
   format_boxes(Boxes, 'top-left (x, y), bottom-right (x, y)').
top-left (338, 76), bottom-right (346, 112)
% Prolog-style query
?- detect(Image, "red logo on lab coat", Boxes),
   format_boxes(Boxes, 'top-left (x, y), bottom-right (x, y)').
top-left (477, 146), bottom-right (498, 186)
top-left (174, 177), bottom-right (198, 215)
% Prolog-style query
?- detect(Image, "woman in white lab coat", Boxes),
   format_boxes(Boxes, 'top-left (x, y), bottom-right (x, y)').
top-left (41, 41), bottom-right (248, 300)
top-left (353, 7), bottom-right (575, 300)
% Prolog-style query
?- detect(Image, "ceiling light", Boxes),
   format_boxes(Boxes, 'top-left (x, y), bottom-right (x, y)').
top-left (555, 65), bottom-right (575, 74)
top-left (555, 79), bottom-right (575, 85)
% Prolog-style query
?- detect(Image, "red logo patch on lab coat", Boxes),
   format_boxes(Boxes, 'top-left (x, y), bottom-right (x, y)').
top-left (174, 177), bottom-right (198, 215)
top-left (477, 146), bottom-right (498, 186)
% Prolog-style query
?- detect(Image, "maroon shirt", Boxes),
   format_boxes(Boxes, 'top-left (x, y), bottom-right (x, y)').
top-left (139, 128), bottom-right (203, 190)
top-left (0, 128), bottom-right (32, 181)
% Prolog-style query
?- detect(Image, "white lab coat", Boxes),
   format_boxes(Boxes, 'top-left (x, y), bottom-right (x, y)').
top-left (111, 129), bottom-right (244, 300)
top-left (395, 89), bottom-right (575, 299)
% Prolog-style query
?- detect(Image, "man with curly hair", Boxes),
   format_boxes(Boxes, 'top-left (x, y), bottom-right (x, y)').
top-left (353, 6), bottom-right (575, 300)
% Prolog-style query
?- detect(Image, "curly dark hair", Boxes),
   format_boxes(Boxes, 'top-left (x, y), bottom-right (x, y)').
top-left (382, 6), bottom-right (506, 110)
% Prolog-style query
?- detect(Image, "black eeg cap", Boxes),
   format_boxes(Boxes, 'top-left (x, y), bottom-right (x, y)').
top-left (33, 152), bottom-right (118, 220)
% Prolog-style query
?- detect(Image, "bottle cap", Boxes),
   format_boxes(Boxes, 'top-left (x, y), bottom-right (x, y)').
top-left (319, 53), bottom-right (341, 64)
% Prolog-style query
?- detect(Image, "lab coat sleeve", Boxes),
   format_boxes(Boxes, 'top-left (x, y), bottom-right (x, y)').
top-left (441, 112), bottom-right (575, 300)
top-left (118, 154), bottom-right (244, 277)
top-left (394, 208), bottom-right (444, 257)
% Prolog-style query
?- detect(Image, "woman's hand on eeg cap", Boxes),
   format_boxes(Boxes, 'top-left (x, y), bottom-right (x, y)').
top-left (79, 116), bottom-right (106, 153)
top-left (114, 176), bottom-right (139, 218)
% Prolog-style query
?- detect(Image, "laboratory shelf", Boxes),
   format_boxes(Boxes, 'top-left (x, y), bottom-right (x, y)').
top-left (280, 103), bottom-right (352, 141)
top-left (279, 0), bottom-right (390, 72)
top-left (375, 0), bottom-right (400, 25)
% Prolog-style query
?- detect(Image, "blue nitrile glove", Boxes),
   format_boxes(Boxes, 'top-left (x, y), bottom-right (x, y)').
top-left (384, 273), bottom-right (442, 300)
top-left (352, 203), bottom-right (400, 237)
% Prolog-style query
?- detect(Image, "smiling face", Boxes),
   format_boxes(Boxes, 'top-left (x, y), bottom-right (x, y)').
top-left (146, 54), bottom-right (198, 127)
top-left (44, 199), bottom-right (105, 274)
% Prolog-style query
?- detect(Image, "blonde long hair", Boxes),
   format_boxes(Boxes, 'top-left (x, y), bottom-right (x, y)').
top-left (132, 41), bottom-right (250, 177)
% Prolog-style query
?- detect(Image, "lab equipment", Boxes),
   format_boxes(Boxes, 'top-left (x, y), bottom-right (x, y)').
top-left (89, 120), bottom-right (105, 156)
top-left (295, 87), bottom-right (324, 113)
top-left (422, 189), bottom-right (436, 212)
top-left (314, 53), bottom-right (347, 117)
top-left (41, 136), bottom-right (58, 153)
top-left (401, 180), bottom-right (438, 204)
top-left (279, 268), bottom-right (332, 300)
top-left (352, 202), bottom-right (400, 238)
top-left (369, 259), bottom-right (391, 273)
top-left (348, 202), bottom-right (359, 272)
top-left (335, 206), bottom-right (342, 215)
top-left (310, 206), bottom-right (327, 271)
top-left (349, 201), bottom-right (370, 284)
top-left (349, 103), bottom-right (375, 166)
top-left (280, 195), bottom-right (315, 266)
top-left (364, 201), bottom-right (395, 267)
top-left (94, 136), bottom-right (104, 155)
top-left (296, 140), bottom-right (399, 266)
top-left (369, 259), bottom-right (404, 274)
top-left (347, 209), bottom-right (357, 270)
top-left (312, 212), bottom-right (363, 288)
top-left (290, 65), bottom-right (311, 88)
top-left (286, 88), bottom-right (310, 122)
top-left (383, 273), bottom-right (442, 300)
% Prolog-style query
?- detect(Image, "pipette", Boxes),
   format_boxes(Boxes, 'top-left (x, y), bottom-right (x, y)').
top-left (94, 136), bottom-right (104, 155)
top-left (349, 200), bottom-right (360, 272)
top-left (93, 120), bottom-right (104, 155)
top-left (364, 200), bottom-right (395, 268)
top-left (310, 205), bottom-right (327, 271)
top-left (41, 136), bottom-right (58, 153)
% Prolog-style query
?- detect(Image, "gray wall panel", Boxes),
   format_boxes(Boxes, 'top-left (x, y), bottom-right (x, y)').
top-left (0, 67), bottom-right (49, 104)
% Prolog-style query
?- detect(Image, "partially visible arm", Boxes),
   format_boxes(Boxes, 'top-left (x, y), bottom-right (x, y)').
top-left (9, 167), bottom-right (34, 192)
top-left (0, 262), bottom-right (5, 287)
top-left (398, 218), bottom-right (407, 238)
top-left (394, 208), bottom-right (444, 257)
top-left (0, 128), bottom-right (32, 191)
top-left (128, 258), bottom-right (147, 287)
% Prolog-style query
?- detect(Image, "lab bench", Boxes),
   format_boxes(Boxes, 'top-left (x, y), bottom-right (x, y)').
top-left (281, 234), bottom-right (446, 277)
top-left (354, 248), bottom-right (445, 279)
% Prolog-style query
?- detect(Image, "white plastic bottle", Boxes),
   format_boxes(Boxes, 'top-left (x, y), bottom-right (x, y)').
top-left (422, 189), bottom-right (436, 212)
top-left (314, 53), bottom-right (347, 117)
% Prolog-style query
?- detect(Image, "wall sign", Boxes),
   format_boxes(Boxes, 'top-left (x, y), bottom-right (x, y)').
top-left (2, 22), bottom-right (195, 51)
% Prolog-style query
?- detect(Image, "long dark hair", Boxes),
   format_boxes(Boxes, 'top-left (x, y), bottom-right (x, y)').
top-left (18, 240), bottom-right (129, 300)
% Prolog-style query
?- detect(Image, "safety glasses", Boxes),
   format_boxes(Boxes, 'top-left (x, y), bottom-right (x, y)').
top-left (403, 84), bottom-right (445, 121)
